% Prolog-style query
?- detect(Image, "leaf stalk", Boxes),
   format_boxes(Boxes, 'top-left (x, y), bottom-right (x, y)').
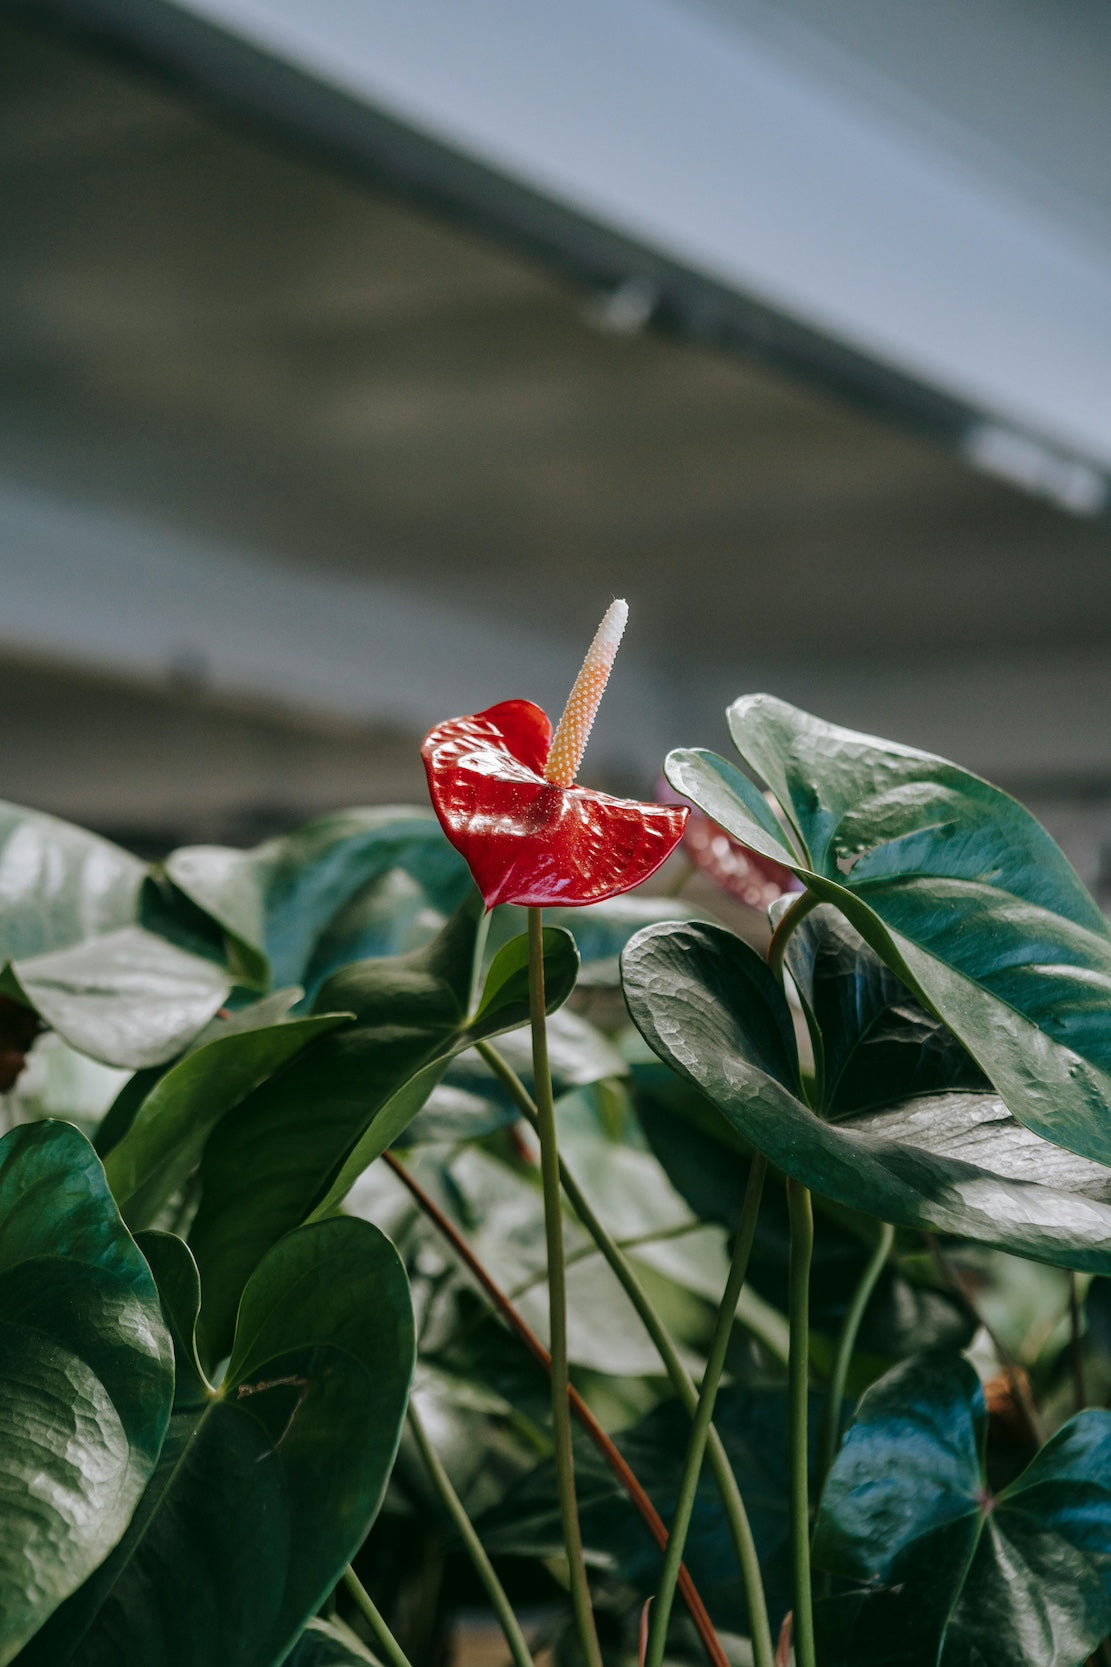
top-left (644, 1154), bottom-right (769, 1667)
top-left (407, 1399), bottom-right (535, 1667)
top-left (478, 1038), bottom-right (774, 1667)
top-left (786, 1178), bottom-right (816, 1667)
top-left (527, 905), bottom-right (604, 1667)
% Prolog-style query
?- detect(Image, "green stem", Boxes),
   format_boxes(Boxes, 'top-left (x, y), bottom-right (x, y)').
top-left (767, 888), bottom-right (820, 986)
top-left (342, 1567), bottom-right (414, 1667)
top-left (818, 1220), bottom-right (894, 1490)
top-left (478, 1039), bottom-right (775, 1667)
top-left (1069, 1272), bottom-right (1087, 1414)
top-left (645, 1156), bottom-right (768, 1667)
top-left (787, 1179), bottom-right (816, 1667)
top-left (407, 1400), bottom-right (535, 1667)
top-left (382, 1148), bottom-right (729, 1667)
top-left (527, 907), bottom-right (603, 1667)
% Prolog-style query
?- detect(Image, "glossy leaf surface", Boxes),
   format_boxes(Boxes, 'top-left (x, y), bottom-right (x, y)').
top-left (813, 1352), bottom-right (1111, 1666)
top-left (668, 696), bottom-right (1111, 1165)
top-left (104, 1007), bottom-right (351, 1229)
top-left (423, 699), bottom-right (686, 907)
top-left (622, 921), bottom-right (1111, 1271)
top-left (632, 1059), bottom-right (972, 1366)
top-left (0, 1123), bottom-right (172, 1665)
top-left (784, 904), bottom-right (988, 1119)
top-left (283, 1620), bottom-right (378, 1665)
top-left (166, 807), bottom-right (469, 991)
top-left (0, 804), bottom-right (230, 1067)
top-left (189, 905), bottom-right (577, 1361)
top-left (20, 1222), bottom-right (414, 1667)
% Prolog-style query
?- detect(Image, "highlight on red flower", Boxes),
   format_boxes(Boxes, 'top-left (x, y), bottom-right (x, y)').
top-left (421, 602), bottom-right (688, 909)
top-left (658, 778), bottom-right (799, 909)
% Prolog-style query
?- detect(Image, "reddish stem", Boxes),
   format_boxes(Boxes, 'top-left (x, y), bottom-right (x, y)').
top-left (383, 1150), bottom-right (729, 1667)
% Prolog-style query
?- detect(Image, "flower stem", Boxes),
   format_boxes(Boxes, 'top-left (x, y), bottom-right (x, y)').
top-left (527, 906), bottom-right (603, 1667)
top-left (818, 1220), bottom-right (894, 1491)
top-left (786, 1178), bottom-right (816, 1667)
top-left (382, 1148), bottom-right (728, 1667)
top-left (1069, 1272), bottom-right (1087, 1413)
top-left (644, 1155), bottom-right (768, 1667)
top-left (407, 1400), bottom-right (535, 1667)
top-left (342, 1566), bottom-right (414, 1667)
top-left (767, 888), bottom-right (819, 986)
top-left (478, 1039), bottom-right (775, 1667)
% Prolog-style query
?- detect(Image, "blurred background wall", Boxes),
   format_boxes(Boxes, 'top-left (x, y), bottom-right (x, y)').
top-left (2, 0), bottom-right (1111, 893)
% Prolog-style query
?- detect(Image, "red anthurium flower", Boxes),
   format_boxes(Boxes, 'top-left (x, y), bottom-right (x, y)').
top-left (422, 602), bottom-right (688, 909)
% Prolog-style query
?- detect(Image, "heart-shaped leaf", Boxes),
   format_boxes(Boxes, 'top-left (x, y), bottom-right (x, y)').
top-left (668, 696), bottom-right (1111, 1166)
top-left (19, 1222), bottom-right (414, 1667)
top-left (621, 921), bottom-right (1111, 1273)
top-left (165, 808), bottom-right (470, 993)
top-left (813, 1352), bottom-right (1111, 1666)
top-left (189, 903), bottom-right (578, 1362)
top-left (0, 1122), bottom-right (173, 1666)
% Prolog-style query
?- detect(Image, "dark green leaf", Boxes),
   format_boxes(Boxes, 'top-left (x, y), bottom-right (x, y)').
top-left (20, 1220), bottom-right (414, 1667)
top-left (668, 696), bottom-right (1111, 1166)
top-left (282, 1619), bottom-right (379, 1666)
top-left (471, 927), bottom-right (578, 1032)
top-left (136, 1231), bottom-right (209, 1406)
top-left (813, 1352), bottom-right (1111, 1667)
top-left (189, 910), bottom-right (576, 1362)
top-left (95, 990), bottom-right (305, 1157)
top-left (784, 904), bottom-right (988, 1118)
top-left (632, 1063), bottom-right (970, 1364)
top-left (622, 921), bottom-right (1111, 1272)
top-left (165, 808), bottom-right (469, 992)
top-left (0, 1123), bottom-right (173, 1665)
top-left (104, 1008), bottom-right (351, 1229)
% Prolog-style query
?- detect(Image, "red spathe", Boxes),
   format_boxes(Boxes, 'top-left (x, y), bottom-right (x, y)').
top-left (422, 699), bottom-right (688, 909)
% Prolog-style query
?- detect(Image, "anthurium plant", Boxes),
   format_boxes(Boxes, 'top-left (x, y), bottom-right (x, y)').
top-left (2, 602), bottom-right (1111, 1667)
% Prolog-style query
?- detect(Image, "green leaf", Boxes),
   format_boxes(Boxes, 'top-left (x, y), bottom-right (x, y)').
top-left (305, 927), bottom-right (578, 1230)
top-left (0, 804), bottom-right (231, 1068)
top-left (496, 894), bottom-right (713, 988)
top-left (813, 1352), bottom-right (1111, 1667)
top-left (104, 1008), bottom-right (352, 1230)
top-left (784, 904), bottom-right (988, 1119)
top-left (189, 909), bottom-right (576, 1362)
top-left (621, 921), bottom-right (1111, 1273)
top-left (95, 989), bottom-right (305, 1157)
top-left (7, 927), bottom-right (231, 1070)
top-left (668, 696), bottom-right (1111, 1166)
top-left (0, 1123), bottom-right (173, 1666)
top-left (20, 1220), bottom-right (414, 1667)
top-left (631, 1061), bottom-right (972, 1366)
top-left (0, 803), bottom-right (147, 961)
top-left (165, 808), bottom-right (469, 992)
top-left (282, 1619), bottom-right (379, 1666)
